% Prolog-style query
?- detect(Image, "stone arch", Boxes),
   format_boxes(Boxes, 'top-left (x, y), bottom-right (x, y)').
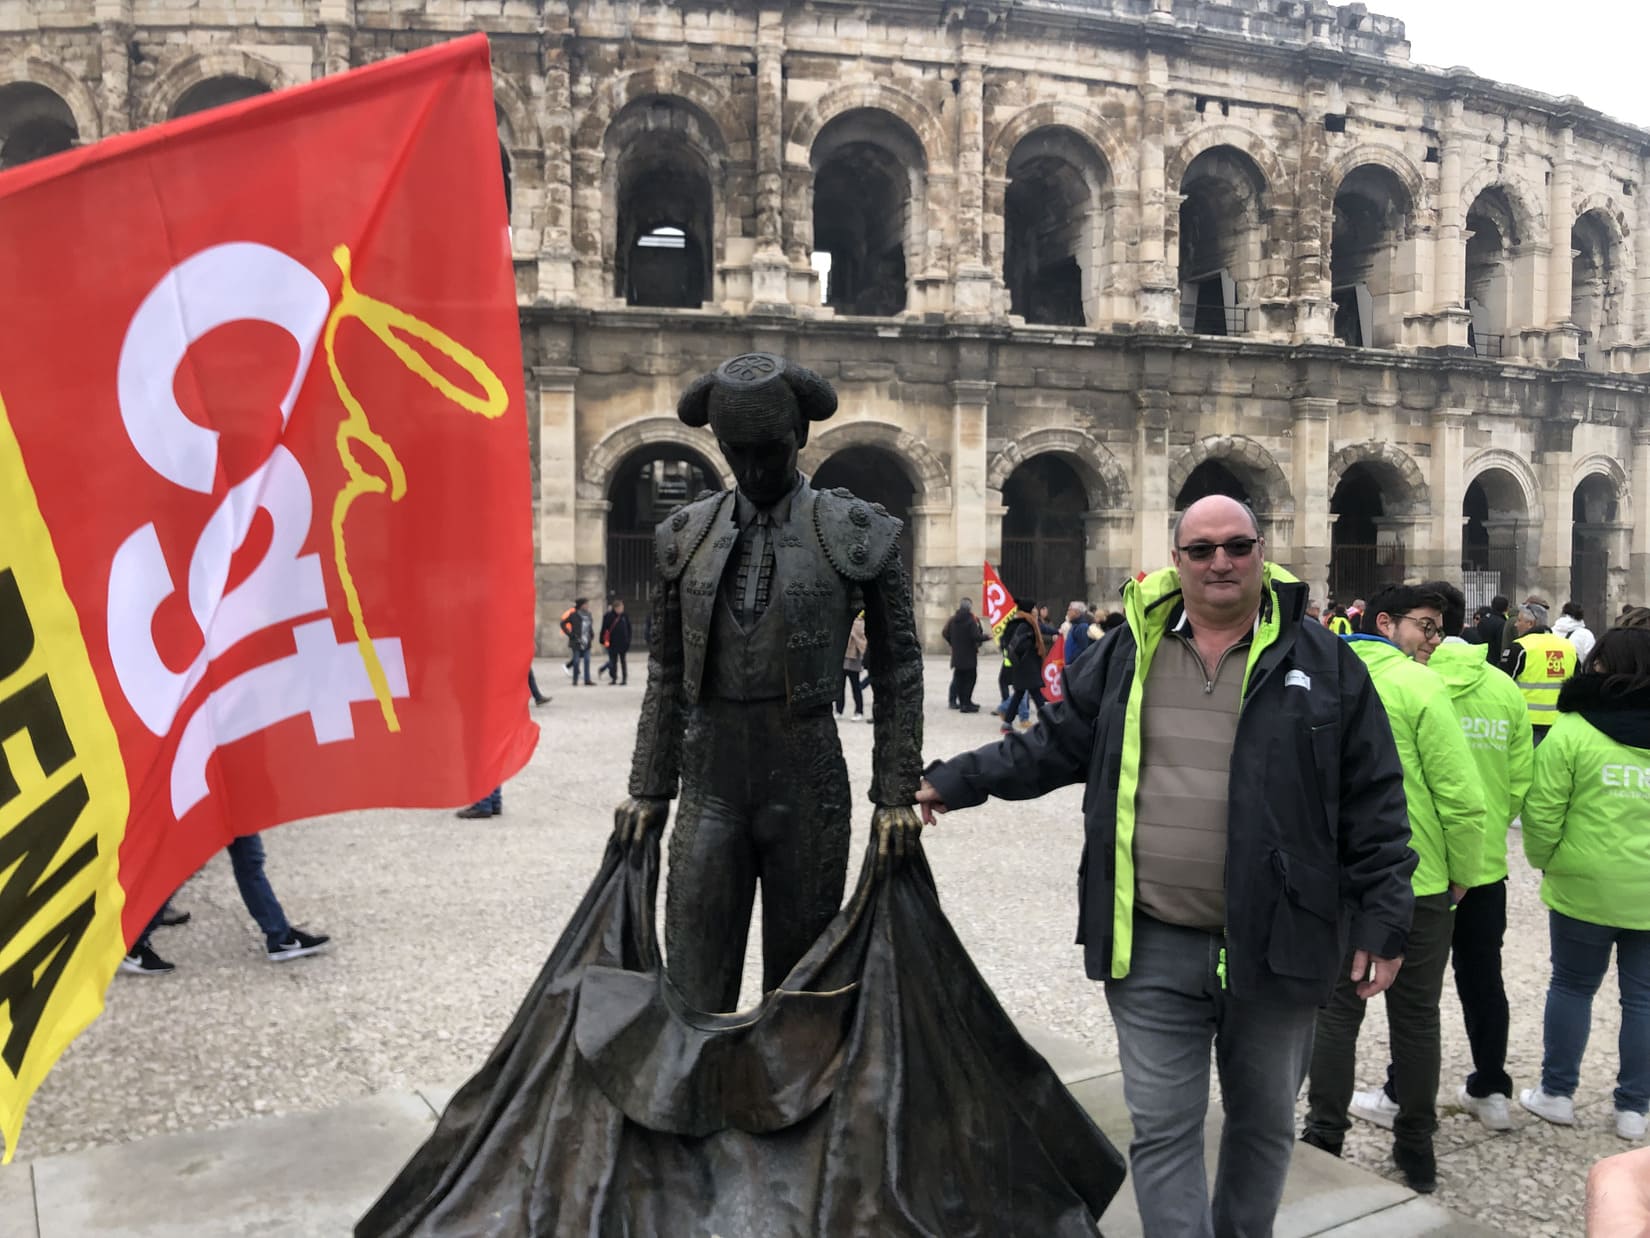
top-left (1572, 192), bottom-right (1630, 254)
top-left (1168, 435), bottom-right (1294, 513)
top-left (1465, 448), bottom-right (1544, 527)
top-left (580, 417), bottom-right (732, 502)
top-left (573, 67), bottom-right (740, 155)
top-left (1165, 124), bottom-right (1287, 199)
top-left (1326, 144), bottom-right (1426, 213)
top-left (984, 100), bottom-right (1133, 187)
top-left (0, 57), bottom-right (101, 144)
top-left (1328, 441), bottom-right (1430, 516)
top-left (493, 72), bottom-right (538, 151)
top-left (145, 49), bottom-right (290, 125)
top-left (1458, 166), bottom-right (1545, 242)
top-left (986, 426), bottom-right (1129, 511)
top-left (800, 420), bottom-right (950, 505)
top-left (787, 81), bottom-right (950, 169)
top-left (1572, 452), bottom-right (1633, 524)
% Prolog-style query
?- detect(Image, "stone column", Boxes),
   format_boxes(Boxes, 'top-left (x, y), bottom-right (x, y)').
top-left (1633, 425), bottom-right (1650, 600)
top-left (1634, 152), bottom-right (1650, 360)
top-left (749, 4), bottom-right (790, 310)
top-left (1291, 397), bottom-right (1334, 596)
top-left (1134, 389), bottom-right (1173, 569)
top-left (535, 365), bottom-right (581, 648)
top-left (315, 0), bottom-right (354, 77)
top-left (1292, 74), bottom-right (1334, 341)
top-left (538, 8), bottom-right (577, 303)
top-left (571, 147), bottom-right (606, 302)
top-left (1429, 407), bottom-right (1470, 580)
top-left (1535, 418), bottom-right (1577, 605)
top-left (1548, 127), bottom-right (1575, 325)
top-left (952, 56), bottom-right (994, 317)
top-left (950, 380), bottom-right (994, 601)
top-left (1426, 96), bottom-right (1471, 350)
top-left (1136, 70), bottom-right (1175, 327)
top-left (94, 0), bottom-right (133, 136)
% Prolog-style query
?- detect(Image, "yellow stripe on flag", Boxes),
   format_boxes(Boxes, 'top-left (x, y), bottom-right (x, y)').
top-left (0, 390), bottom-right (130, 1162)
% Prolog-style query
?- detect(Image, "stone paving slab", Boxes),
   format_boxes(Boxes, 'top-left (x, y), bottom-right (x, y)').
top-left (28, 1090), bottom-right (436, 1238)
top-left (0, 1158), bottom-right (38, 1238)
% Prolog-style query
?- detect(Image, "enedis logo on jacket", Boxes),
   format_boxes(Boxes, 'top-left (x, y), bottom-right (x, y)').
top-left (1601, 763), bottom-right (1650, 795)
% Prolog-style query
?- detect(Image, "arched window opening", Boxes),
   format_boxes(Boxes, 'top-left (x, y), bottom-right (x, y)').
top-left (171, 76), bottom-right (271, 120)
top-left (1330, 462), bottom-right (1406, 606)
top-left (1176, 459), bottom-right (1251, 510)
top-left (1178, 147), bottom-right (1265, 336)
top-left (812, 110), bottom-right (924, 317)
top-left (812, 446), bottom-right (917, 583)
top-left (1465, 188), bottom-right (1520, 358)
top-left (1462, 469), bottom-right (1529, 609)
top-left (0, 82), bottom-right (78, 170)
top-left (606, 448), bottom-right (720, 608)
top-left (1001, 456), bottom-right (1088, 614)
top-left (614, 127), bottom-right (713, 309)
top-left (1331, 165), bottom-right (1412, 349)
top-left (1571, 212), bottom-right (1618, 370)
top-left (1004, 128), bottom-right (1107, 327)
top-left (1571, 474), bottom-right (1618, 630)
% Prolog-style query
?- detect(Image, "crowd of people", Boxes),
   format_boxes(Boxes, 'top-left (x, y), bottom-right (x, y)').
top-left (918, 497), bottom-right (1650, 1234)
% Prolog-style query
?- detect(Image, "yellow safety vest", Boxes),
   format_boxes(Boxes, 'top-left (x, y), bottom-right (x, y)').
top-left (1514, 632), bottom-right (1576, 728)
top-left (1328, 616), bottom-right (1352, 636)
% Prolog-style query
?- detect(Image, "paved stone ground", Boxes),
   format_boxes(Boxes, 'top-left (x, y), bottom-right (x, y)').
top-left (11, 658), bottom-right (1634, 1235)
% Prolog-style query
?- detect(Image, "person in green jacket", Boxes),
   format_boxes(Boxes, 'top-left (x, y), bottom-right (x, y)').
top-left (1519, 623), bottom-right (1650, 1144)
top-left (1304, 583), bottom-right (1487, 1192)
top-left (1350, 581), bottom-right (1533, 1134)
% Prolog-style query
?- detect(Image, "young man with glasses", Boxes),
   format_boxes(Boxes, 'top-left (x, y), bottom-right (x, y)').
top-left (1303, 584), bottom-right (1487, 1192)
top-left (918, 495), bottom-right (1416, 1237)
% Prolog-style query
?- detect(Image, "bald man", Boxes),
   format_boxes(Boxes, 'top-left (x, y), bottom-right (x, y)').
top-left (918, 495), bottom-right (1414, 1238)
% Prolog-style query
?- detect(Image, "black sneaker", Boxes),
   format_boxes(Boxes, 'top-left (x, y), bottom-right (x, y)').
top-left (158, 905), bottom-right (192, 927)
top-left (455, 804), bottom-right (495, 819)
top-left (1392, 1142), bottom-right (1437, 1194)
top-left (266, 929), bottom-right (330, 962)
top-left (1300, 1129), bottom-right (1343, 1157)
top-left (119, 945), bottom-right (176, 976)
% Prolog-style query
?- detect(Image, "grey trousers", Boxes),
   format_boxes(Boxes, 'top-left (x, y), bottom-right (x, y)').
top-left (1104, 914), bottom-right (1318, 1238)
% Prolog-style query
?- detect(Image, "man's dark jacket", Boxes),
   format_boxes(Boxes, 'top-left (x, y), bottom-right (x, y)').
top-left (924, 570), bottom-right (1416, 1006)
top-left (942, 608), bottom-right (986, 669)
top-left (604, 611), bottom-right (632, 654)
top-left (1477, 610), bottom-right (1507, 664)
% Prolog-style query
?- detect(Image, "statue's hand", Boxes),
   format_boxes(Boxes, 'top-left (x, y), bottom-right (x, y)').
top-left (613, 796), bottom-right (670, 850)
top-left (872, 804), bottom-right (923, 866)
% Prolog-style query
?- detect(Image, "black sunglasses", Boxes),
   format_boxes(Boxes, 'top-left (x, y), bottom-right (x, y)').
top-left (1176, 537), bottom-right (1260, 562)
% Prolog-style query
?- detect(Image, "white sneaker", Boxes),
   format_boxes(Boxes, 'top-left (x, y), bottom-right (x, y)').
top-left (1519, 1086), bottom-right (1576, 1126)
top-left (1457, 1086), bottom-right (1514, 1132)
top-left (1618, 1109), bottom-right (1648, 1141)
top-left (1349, 1087), bottom-right (1399, 1130)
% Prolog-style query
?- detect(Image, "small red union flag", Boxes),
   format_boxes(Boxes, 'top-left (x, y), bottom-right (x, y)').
top-left (982, 561), bottom-right (1016, 639)
top-left (0, 34), bottom-right (536, 1158)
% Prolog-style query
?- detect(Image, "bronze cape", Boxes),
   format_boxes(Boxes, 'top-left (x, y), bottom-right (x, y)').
top-left (356, 837), bottom-right (1125, 1237)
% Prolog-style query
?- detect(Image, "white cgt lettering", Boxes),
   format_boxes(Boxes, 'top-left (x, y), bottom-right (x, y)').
top-left (106, 242), bottom-right (408, 817)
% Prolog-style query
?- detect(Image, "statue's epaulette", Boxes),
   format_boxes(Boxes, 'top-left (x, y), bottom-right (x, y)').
top-left (813, 486), bottom-right (903, 582)
top-left (654, 489), bottom-right (729, 582)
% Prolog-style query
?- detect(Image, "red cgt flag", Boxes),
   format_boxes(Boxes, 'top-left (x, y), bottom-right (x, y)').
top-left (981, 561), bottom-right (1016, 641)
top-left (0, 34), bottom-right (536, 1157)
top-left (1040, 637), bottom-right (1067, 704)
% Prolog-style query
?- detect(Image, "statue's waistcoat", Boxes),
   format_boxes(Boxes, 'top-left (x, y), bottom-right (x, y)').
top-left (656, 480), bottom-right (901, 714)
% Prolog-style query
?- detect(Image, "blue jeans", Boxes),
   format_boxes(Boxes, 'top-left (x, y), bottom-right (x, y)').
top-left (566, 647), bottom-right (591, 682)
top-left (1105, 914), bottom-right (1318, 1238)
top-left (228, 834), bottom-right (292, 944)
top-left (1541, 910), bottom-right (1650, 1114)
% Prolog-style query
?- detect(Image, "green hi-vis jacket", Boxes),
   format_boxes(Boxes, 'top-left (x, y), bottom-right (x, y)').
top-left (1426, 640), bottom-right (1533, 885)
top-left (924, 564), bottom-right (1416, 1005)
top-left (1347, 637), bottom-right (1486, 896)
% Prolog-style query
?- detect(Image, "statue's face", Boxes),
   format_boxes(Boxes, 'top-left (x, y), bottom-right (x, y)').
top-left (719, 427), bottom-right (799, 507)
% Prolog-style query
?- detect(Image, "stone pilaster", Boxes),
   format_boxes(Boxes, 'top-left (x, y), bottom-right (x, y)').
top-left (94, 0), bottom-right (133, 136)
top-left (952, 56), bottom-right (994, 318)
top-left (1535, 415), bottom-right (1578, 605)
top-left (1548, 127), bottom-right (1574, 326)
top-left (1291, 73), bottom-right (1334, 341)
top-left (535, 366), bottom-right (581, 649)
top-left (1134, 389), bottom-right (1172, 570)
top-left (1290, 396), bottom-right (1334, 595)
top-left (570, 147), bottom-right (605, 303)
top-left (950, 380), bottom-right (994, 593)
top-left (1428, 407), bottom-right (1471, 579)
top-left (1413, 96), bottom-right (1471, 350)
top-left (536, 9), bottom-right (576, 304)
top-left (1633, 425), bottom-right (1650, 601)
top-left (749, 5), bottom-right (790, 309)
top-left (1136, 70), bottom-right (1175, 327)
top-left (315, 0), bottom-right (354, 76)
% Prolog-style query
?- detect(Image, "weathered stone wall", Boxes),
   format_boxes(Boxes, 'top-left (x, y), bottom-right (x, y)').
top-left (4, 0), bottom-right (1647, 650)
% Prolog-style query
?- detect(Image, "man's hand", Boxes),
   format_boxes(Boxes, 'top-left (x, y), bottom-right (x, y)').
top-left (872, 805), bottom-right (923, 865)
top-left (915, 778), bottom-right (948, 826)
top-left (1449, 882), bottom-right (1468, 905)
top-left (1588, 1146), bottom-right (1650, 1237)
top-left (613, 796), bottom-right (669, 849)
top-left (1351, 948), bottom-right (1403, 999)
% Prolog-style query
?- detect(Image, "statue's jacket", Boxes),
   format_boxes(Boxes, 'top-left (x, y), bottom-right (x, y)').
top-left (628, 476), bottom-right (924, 808)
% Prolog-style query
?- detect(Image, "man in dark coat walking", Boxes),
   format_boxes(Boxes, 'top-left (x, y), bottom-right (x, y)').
top-left (600, 598), bottom-right (633, 684)
top-left (942, 596), bottom-right (988, 712)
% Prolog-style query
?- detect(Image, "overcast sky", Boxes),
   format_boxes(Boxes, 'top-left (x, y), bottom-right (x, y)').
top-left (1370, 1), bottom-right (1650, 129)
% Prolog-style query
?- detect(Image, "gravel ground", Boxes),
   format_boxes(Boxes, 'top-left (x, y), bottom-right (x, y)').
top-left (13, 658), bottom-right (1634, 1233)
